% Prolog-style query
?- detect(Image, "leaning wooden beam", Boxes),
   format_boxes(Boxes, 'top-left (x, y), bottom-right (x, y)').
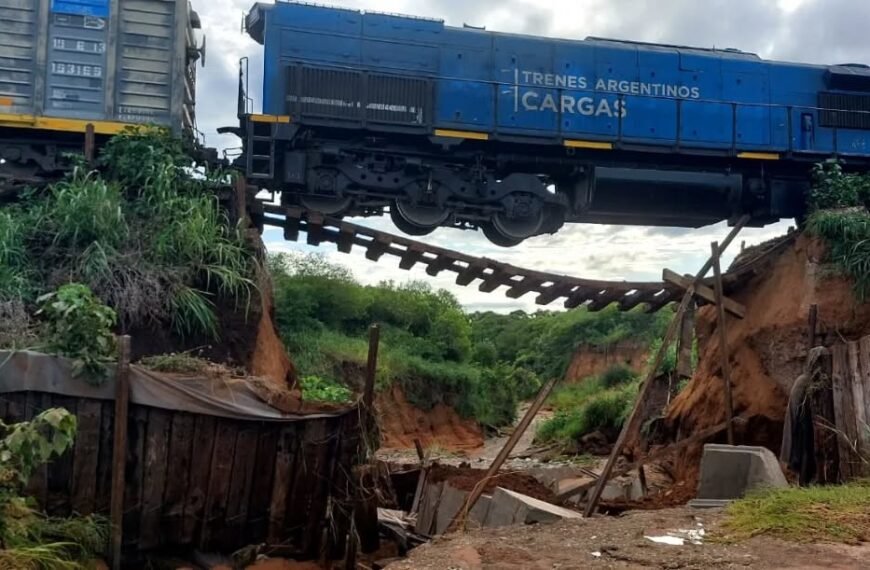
top-left (447, 373), bottom-right (561, 532)
top-left (711, 241), bottom-right (736, 445)
top-left (662, 269), bottom-right (746, 319)
top-left (583, 215), bottom-right (750, 518)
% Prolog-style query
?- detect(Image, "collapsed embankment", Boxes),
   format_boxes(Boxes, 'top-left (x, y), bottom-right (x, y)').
top-left (662, 234), bottom-right (870, 487)
top-left (376, 383), bottom-right (485, 452)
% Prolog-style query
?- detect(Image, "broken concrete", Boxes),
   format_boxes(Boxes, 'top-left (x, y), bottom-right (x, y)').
top-left (695, 444), bottom-right (787, 501)
top-left (485, 488), bottom-right (583, 527)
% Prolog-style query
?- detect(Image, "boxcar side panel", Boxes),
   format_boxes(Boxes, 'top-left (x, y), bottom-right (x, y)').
top-left (0, 0), bottom-right (42, 114)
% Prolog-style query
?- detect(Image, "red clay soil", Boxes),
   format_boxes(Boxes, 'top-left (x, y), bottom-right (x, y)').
top-left (661, 234), bottom-right (870, 490)
top-left (376, 383), bottom-right (484, 452)
top-left (251, 279), bottom-right (299, 390)
top-left (428, 464), bottom-right (555, 502)
top-left (565, 341), bottom-right (648, 382)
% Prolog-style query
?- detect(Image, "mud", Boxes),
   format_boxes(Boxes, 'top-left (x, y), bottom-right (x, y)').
top-left (565, 341), bottom-right (649, 382)
top-left (663, 234), bottom-right (870, 488)
top-left (376, 383), bottom-right (485, 452)
top-left (428, 465), bottom-right (556, 502)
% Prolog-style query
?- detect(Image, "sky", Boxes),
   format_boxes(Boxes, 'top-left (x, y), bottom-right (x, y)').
top-left (192, 0), bottom-right (866, 312)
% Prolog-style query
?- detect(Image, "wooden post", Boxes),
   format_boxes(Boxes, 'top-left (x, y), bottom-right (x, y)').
top-left (234, 174), bottom-right (249, 229)
top-left (84, 123), bottom-right (95, 166)
top-left (712, 242), bottom-right (736, 446)
top-left (808, 304), bottom-right (819, 348)
top-left (447, 373), bottom-right (560, 532)
top-left (583, 216), bottom-right (749, 517)
top-left (110, 336), bottom-right (131, 570)
top-left (676, 300), bottom-right (696, 380)
top-left (364, 324), bottom-right (380, 411)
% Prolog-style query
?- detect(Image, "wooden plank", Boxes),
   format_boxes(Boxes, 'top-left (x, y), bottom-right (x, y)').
top-left (564, 287), bottom-right (593, 309)
top-left (247, 426), bottom-right (279, 545)
top-left (663, 268), bottom-right (746, 319)
top-left (122, 406), bottom-right (149, 550)
top-left (70, 399), bottom-right (102, 515)
top-left (139, 408), bottom-right (171, 550)
top-left (268, 425), bottom-right (299, 544)
top-left (425, 256), bottom-right (455, 277)
top-left (860, 337), bottom-right (870, 456)
top-left (398, 244), bottom-right (426, 270)
top-left (847, 342), bottom-right (867, 461)
top-left (110, 336), bottom-right (131, 569)
top-left (337, 223), bottom-right (355, 253)
top-left (455, 261), bottom-right (487, 287)
top-left (506, 277), bottom-right (542, 299)
top-left (200, 420), bottom-right (239, 550)
top-left (223, 425), bottom-right (260, 547)
top-left (478, 271), bottom-right (506, 293)
top-left (588, 291), bottom-right (621, 311)
top-left (302, 420), bottom-right (336, 556)
top-left (47, 395), bottom-right (77, 517)
top-left (181, 415), bottom-right (217, 545)
top-left (365, 234), bottom-right (392, 261)
top-left (95, 400), bottom-right (115, 514)
top-left (162, 412), bottom-right (195, 542)
top-left (712, 242), bottom-right (736, 445)
top-left (306, 212), bottom-right (325, 246)
top-left (618, 289), bottom-right (658, 311)
top-left (831, 344), bottom-right (858, 481)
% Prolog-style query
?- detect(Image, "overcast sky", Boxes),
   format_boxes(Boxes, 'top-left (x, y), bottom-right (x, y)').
top-left (193, 0), bottom-right (863, 312)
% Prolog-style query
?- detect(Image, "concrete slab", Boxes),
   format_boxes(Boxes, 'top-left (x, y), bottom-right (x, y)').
top-left (435, 483), bottom-right (469, 534)
top-left (415, 482), bottom-right (443, 535)
top-left (696, 444), bottom-right (788, 501)
top-left (485, 487), bottom-right (583, 527)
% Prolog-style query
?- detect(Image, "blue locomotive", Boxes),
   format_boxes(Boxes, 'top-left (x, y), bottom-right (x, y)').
top-left (236, 1), bottom-right (870, 246)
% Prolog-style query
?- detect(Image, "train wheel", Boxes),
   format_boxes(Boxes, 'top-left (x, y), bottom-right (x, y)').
top-left (389, 203), bottom-right (438, 236)
top-left (299, 195), bottom-right (352, 215)
top-left (481, 222), bottom-right (523, 247)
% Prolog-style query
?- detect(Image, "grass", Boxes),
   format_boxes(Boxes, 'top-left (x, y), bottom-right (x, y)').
top-left (721, 481), bottom-right (870, 543)
top-left (138, 352), bottom-right (212, 374)
top-left (536, 375), bottom-right (637, 444)
top-left (299, 375), bottom-right (354, 404)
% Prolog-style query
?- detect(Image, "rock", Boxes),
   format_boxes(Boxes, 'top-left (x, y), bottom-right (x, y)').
top-left (695, 444), bottom-right (788, 502)
top-left (484, 487), bottom-right (583, 527)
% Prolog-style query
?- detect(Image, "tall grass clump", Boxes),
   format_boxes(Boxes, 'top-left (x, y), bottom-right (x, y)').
top-left (806, 162), bottom-right (870, 300)
top-left (3, 127), bottom-right (257, 341)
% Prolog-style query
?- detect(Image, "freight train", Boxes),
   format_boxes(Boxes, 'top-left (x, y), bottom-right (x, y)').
top-left (4, 1), bottom-right (870, 247)
top-left (0, 0), bottom-right (205, 196)
top-left (232, 1), bottom-right (870, 246)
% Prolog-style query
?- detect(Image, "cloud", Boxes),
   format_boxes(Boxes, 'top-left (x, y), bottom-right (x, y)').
top-left (193, 0), bottom-right (836, 311)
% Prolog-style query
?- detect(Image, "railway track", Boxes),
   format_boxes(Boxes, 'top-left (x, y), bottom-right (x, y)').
top-left (257, 202), bottom-right (797, 313)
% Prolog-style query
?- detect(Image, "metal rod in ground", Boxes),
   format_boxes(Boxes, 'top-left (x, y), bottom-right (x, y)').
top-left (364, 324), bottom-right (380, 410)
top-left (84, 123), bottom-right (95, 165)
top-left (110, 335), bottom-right (132, 570)
top-left (447, 373), bottom-right (561, 533)
top-left (583, 215), bottom-right (750, 518)
top-left (712, 241), bottom-right (736, 445)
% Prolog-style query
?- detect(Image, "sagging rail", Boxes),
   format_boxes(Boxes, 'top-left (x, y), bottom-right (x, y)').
top-left (255, 202), bottom-right (796, 313)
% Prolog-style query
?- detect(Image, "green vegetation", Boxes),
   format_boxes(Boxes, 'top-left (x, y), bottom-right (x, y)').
top-left (536, 368), bottom-right (639, 443)
top-left (138, 352), bottom-right (212, 374)
top-left (721, 481), bottom-right (870, 543)
top-left (272, 252), bottom-right (668, 429)
top-left (299, 375), bottom-right (354, 404)
top-left (0, 128), bottom-right (255, 342)
top-left (0, 408), bottom-right (109, 569)
top-left (36, 284), bottom-right (117, 382)
top-left (807, 162), bottom-right (870, 300)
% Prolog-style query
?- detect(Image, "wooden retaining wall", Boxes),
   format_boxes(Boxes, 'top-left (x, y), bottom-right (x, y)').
top-left (830, 338), bottom-right (870, 480)
top-left (0, 391), bottom-right (361, 558)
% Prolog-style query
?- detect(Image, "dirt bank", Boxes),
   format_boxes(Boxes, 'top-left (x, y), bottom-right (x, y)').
top-left (565, 341), bottom-right (648, 382)
top-left (663, 234), bottom-right (870, 487)
top-left (428, 464), bottom-right (556, 502)
top-left (376, 383), bottom-right (485, 452)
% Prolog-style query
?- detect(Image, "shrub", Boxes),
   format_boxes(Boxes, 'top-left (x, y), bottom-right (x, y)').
top-left (300, 375), bottom-right (354, 404)
top-left (36, 284), bottom-right (117, 382)
top-left (600, 364), bottom-right (636, 388)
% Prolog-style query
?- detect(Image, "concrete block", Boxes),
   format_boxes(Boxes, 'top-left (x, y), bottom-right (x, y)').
top-left (485, 487), bottom-right (582, 527)
top-left (696, 444), bottom-right (788, 501)
top-left (435, 483), bottom-right (469, 535)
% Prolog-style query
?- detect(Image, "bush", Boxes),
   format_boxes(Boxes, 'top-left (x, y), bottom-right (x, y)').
top-left (536, 378), bottom-right (637, 444)
top-left (600, 364), bottom-right (636, 388)
top-left (36, 283), bottom-right (116, 382)
top-left (300, 375), bottom-right (354, 404)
